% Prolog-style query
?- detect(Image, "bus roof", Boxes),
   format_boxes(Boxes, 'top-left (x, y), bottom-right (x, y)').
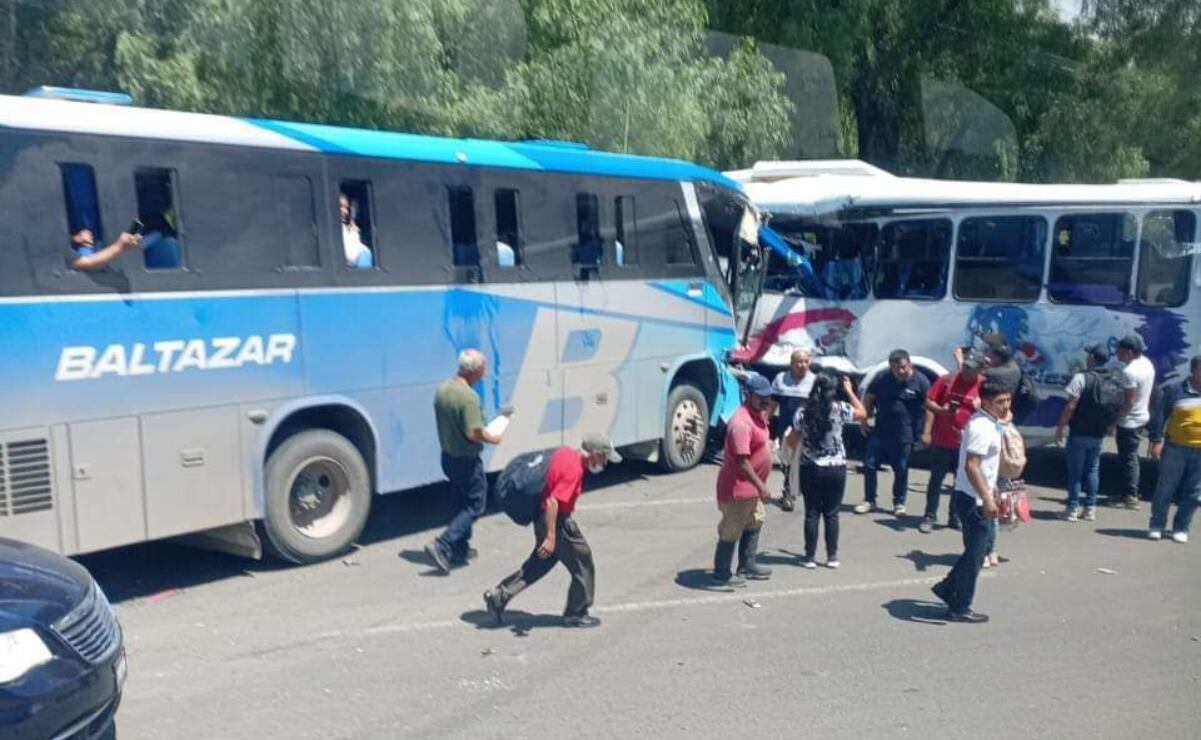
top-left (730, 160), bottom-right (1201, 217)
top-left (0, 93), bottom-right (739, 190)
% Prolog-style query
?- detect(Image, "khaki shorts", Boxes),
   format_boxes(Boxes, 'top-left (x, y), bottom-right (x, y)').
top-left (717, 497), bottom-right (766, 542)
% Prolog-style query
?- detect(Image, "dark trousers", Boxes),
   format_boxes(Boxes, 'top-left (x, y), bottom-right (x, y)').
top-left (496, 515), bottom-right (595, 618)
top-left (436, 452), bottom-right (487, 559)
top-left (924, 447), bottom-right (959, 521)
top-left (1116, 426), bottom-right (1145, 498)
top-left (800, 464), bottom-right (846, 559)
top-left (941, 491), bottom-right (991, 614)
top-left (863, 434), bottom-right (912, 506)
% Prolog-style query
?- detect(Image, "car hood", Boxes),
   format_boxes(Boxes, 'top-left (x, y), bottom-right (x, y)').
top-left (0, 538), bottom-right (91, 627)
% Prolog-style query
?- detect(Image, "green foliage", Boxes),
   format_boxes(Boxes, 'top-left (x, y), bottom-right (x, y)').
top-left (0, 0), bottom-right (1196, 182)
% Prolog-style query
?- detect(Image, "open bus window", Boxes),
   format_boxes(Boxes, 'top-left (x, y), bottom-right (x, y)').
top-left (1048, 213), bottom-right (1136, 305)
top-left (874, 219), bottom-right (951, 300)
top-left (60, 163), bottom-right (105, 263)
top-left (954, 216), bottom-right (1046, 303)
top-left (134, 168), bottom-right (184, 270)
top-left (494, 189), bottom-right (522, 268)
top-left (1137, 210), bottom-right (1194, 308)
top-left (574, 193), bottom-right (602, 268)
top-left (338, 180), bottom-right (375, 270)
top-left (613, 195), bottom-right (637, 266)
top-left (448, 186), bottom-right (479, 268)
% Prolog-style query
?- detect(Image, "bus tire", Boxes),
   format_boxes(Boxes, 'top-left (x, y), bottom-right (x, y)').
top-left (660, 383), bottom-right (710, 472)
top-left (262, 429), bottom-right (371, 564)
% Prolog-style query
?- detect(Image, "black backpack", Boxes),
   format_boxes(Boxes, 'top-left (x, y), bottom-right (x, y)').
top-left (495, 449), bottom-right (554, 525)
top-left (1072, 367), bottom-right (1125, 436)
top-left (1011, 370), bottom-right (1041, 422)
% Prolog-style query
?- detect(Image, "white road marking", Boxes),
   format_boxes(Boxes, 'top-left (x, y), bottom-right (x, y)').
top-left (317, 574), bottom-right (986, 640)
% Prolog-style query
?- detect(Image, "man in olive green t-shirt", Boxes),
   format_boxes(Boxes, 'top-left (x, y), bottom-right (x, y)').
top-left (426, 349), bottom-right (504, 574)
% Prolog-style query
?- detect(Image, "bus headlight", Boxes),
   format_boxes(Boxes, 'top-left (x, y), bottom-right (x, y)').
top-left (0, 628), bottom-right (54, 683)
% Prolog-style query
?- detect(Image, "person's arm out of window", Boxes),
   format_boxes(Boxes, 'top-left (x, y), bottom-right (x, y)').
top-left (71, 232), bottom-right (139, 272)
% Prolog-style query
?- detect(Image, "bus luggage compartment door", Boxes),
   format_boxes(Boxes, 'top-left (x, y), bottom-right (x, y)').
top-left (68, 418), bottom-right (147, 553)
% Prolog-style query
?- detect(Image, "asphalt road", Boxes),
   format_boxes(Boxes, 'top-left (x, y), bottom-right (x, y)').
top-left (83, 449), bottom-right (1200, 739)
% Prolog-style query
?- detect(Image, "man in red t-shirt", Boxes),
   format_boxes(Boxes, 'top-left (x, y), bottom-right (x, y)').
top-left (483, 434), bottom-right (621, 628)
top-left (713, 373), bottom-right (776, 587)
top-left (918, 349), bottom-right (985, 533)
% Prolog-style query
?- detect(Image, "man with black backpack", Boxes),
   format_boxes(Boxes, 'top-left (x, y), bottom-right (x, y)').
top-left (482, 434), bottom-right (621, 629)
top-left (1055, 345), bottom-right (1125, 522)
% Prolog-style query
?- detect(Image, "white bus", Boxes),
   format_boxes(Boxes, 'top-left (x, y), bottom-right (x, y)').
top-left (730, 160), bottom-right (1201, 443)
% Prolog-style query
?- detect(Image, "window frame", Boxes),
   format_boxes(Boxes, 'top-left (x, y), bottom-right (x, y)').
top-left (1047, 211), bottom-right (1137, 306)
top-left (872, 217), bottom-right (952, 301)
top-left (952, 214), bottom-right (1048, 304)
top-left (1135, 209), bottom-right (1194, 308)
top-left (336, 179), bottom-right (380, 273)
top-left (132, 166), bottom-right (188, 272)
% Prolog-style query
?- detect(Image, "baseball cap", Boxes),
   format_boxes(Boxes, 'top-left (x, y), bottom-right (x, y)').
top-left (744, 372), bottom-right (773, 398)
top-left (961, 349), bottom-right (986, 370)
top-left (1117, 334), bottom-right (1145, 353)
top-left (581, 433), bottom-right (622, 463)
top-left (1084, 343), bottom-right (1109, 363)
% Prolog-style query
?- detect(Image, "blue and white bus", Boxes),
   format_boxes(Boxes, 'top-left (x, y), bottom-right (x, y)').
top-left (730, 160), bottom-right (1201, 443)
top-left (0, 89), bottom-right (768, 562)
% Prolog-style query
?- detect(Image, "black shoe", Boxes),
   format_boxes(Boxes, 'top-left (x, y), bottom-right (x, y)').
top-left (736, 528), bottom-right (772, 580)
top-left (483, 590), bottom-right (505, 626)
top-left (946, 609), bottom-right (989, 623)
top-left (947, 518), bottom-right (961, 531)
top-left (780, 494), bottom-right (795, 512)
top-left (563, 615), bottom-right (602, 629)
top-left (450, 547), bottom-right (479, 566)
top-left (424, 541), bottom-right (451, 574)
top-left (930, 580), bottom-right (952, 606)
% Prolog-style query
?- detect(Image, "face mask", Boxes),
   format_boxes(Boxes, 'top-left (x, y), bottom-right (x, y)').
top-left (588, 462), bottom-right (605, 475)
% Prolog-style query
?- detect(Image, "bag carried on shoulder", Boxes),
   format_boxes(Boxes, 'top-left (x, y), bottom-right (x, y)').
top-left (998, 422), bottom-right (1027, 480)
top-left (494, 449), bottom-right (554, 526)
top-left (1074, 367), bottom-right (1125, 434)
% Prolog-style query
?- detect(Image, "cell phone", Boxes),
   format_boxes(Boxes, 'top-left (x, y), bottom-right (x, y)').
top-left (127, 219), bottom-right (144, 236)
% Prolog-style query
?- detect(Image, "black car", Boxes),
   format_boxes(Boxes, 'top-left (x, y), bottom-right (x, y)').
top-left (0, 537), bottom-right (125, 739)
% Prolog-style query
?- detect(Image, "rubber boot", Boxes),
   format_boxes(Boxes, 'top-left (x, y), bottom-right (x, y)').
top-left (712, 541), bottom-right (745, 587)
top-left (737, 528), bottom-right (772, 580)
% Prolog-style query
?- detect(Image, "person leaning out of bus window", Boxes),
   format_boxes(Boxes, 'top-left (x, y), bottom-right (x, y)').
top-left (67, 226), bottom-right (141, 272)
top-left (339, 193), bottom-right (374, 269)
top-left (140, 212), bottom-right (182, 270)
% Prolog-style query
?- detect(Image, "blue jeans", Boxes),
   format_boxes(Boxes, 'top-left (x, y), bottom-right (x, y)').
top-left (863, 434), bottom-right (912, 506)
top-left (1065, 434), bottom-right (1103, 509)
top-left (941, 492), bottom-right (991, 614)
top-left (436, 453), bottom-right (488, 558)
top-left (1149, 443), bottom-right (1201, 533)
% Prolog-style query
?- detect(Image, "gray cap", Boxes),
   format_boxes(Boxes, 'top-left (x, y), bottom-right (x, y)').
top-left (582, 433), bottom-right (622, 463)
top-left (961, 349), bottom-right (987, 370)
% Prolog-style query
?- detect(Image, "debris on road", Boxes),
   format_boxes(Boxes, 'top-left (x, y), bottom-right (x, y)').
top-left (480, 648), bottom-right (495, 657)
top-left (342, 558), bottom-right (360, 567)
top-left (1097, 568), bottom-right (1118, 575)
top-left (743, 598), bottom-right (761, 609)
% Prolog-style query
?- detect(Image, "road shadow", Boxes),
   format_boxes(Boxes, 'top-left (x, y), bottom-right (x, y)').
top-left (396, 548), bottom-right (455, 577)
top-left (460, 608), bottom-right (571, 636)
top-left (882, 598), bottom-right (949, 625)
top-left (896, 549), bottom-right (959, 572)
top-left (757, 549), bottom-right (804, 567)
top-left (674, 568), bottom-right (755, 592)
top-left (1094, 528), bottom-right (1151, 540)
top-left (1029, 508), bottom-right (1064, 522)
top-left (872, 515), bottom-right (919, 533)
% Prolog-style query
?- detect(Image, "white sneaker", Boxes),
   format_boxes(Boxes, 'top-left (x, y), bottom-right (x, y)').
top-left (1171, 531), bottom-right (1189, 543)
top-left (853, 500), bottom-right (873, 515)
top-left (1083, 507), bottom-right (1096, 522)
top-left (800, 557), bottom-right (818, 570)
top-left (1148, 530), bottom-right (1163, 541)
top-left (825, 559), bottom-right (840, 569)
top-left (893, 504), bottom-right (906, 516)
top-left (1064, 507), bottom-right (1080, 522)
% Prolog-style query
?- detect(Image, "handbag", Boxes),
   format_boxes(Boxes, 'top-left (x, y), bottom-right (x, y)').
top-left (996, 479), bottom-right (1032, 529)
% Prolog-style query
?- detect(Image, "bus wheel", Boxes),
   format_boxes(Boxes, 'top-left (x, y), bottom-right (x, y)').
top-left (661, 383), bottom-right (709, 472)
top-left (262, 430), bottom-right (371, 564)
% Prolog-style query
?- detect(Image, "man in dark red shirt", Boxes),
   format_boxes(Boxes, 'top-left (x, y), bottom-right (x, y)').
top-left (919, 349), bottom-right (985, 533)
top-left (483, 434), bottom-right (621, 628)
top-left (712, 373), bottom-right (776, 587)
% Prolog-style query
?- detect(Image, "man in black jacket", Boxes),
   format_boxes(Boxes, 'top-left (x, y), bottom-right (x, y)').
top-left (1055, 345), bottom-right (1123, 521)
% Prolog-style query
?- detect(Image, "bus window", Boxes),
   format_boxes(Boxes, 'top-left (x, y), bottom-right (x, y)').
top-left (767, 220), bottom-right (875, 299)
top-left (134, 168), bottom-right (184, 270)
top-left (1048, 213), bottom-right (1136, 305)
top-left (448, 186), bottom-right (479, 267)
top-left (276, 176), bottom-right (320, 268)
top-left (574, 193), bottom-right (602, 267)
top-left (665, 201), bottom-right (697, 265)
top-left (60, 162), bottom-right (105, 250)
top-left (494, 189), bottom-right (521, 268)
top-left (874, 219), bottom-right (951, 300)
top-left (954, 216), bottom-right (1046, 303)
top-left (613, 195), bottom-right (636, 266)
top-left (338, 180), bottom-right (375, 270)
top-left (1137, 210), bottom-right (1195, 307)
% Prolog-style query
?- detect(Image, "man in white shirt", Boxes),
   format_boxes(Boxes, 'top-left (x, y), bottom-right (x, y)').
top-left (340, 194), bottom-right (373, 269)
top-left (1115, 334), bottom-right (1155, 509)
top-left (772, 348), bottom-right (817, 512)
top-left (930, 377), bottom-right (1011, 624)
